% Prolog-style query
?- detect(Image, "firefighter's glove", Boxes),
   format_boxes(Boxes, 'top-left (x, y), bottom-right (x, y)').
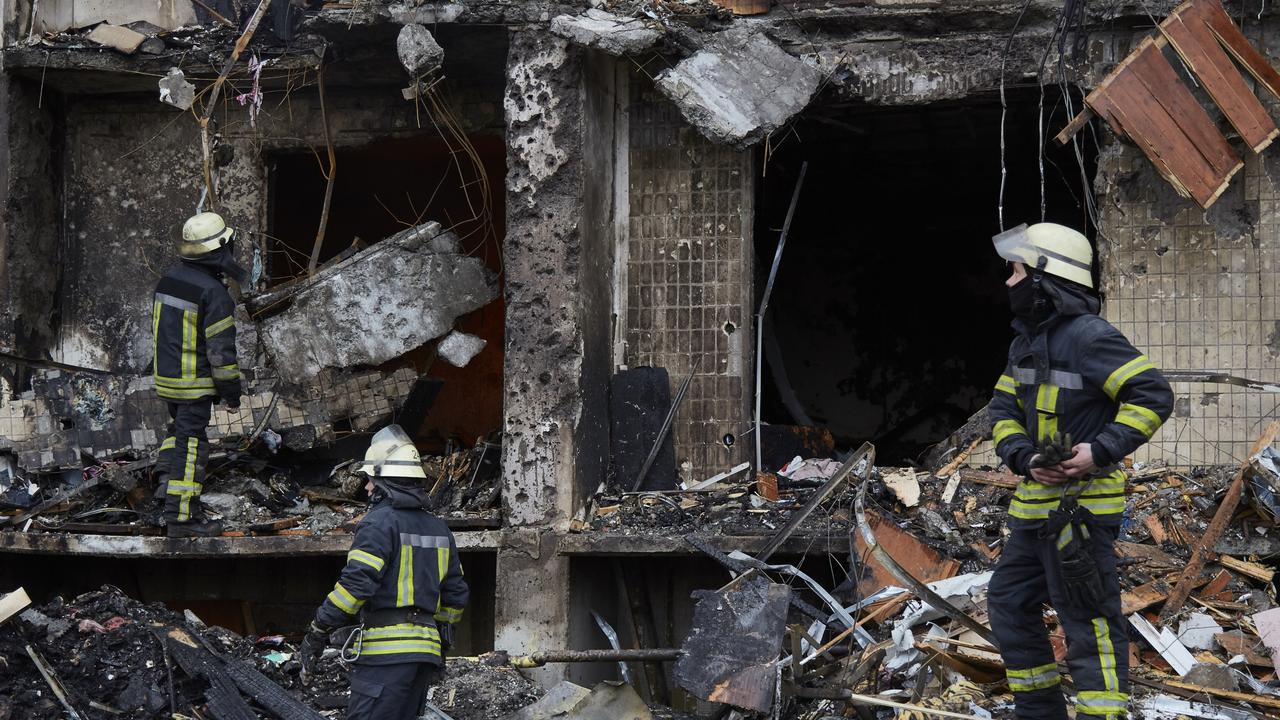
top-left (1056, 526), bottom-right (1105, 620)
top-left (438, 622), bottom-right (454, 658)
top-left (298, 621), bottom-right (330, 685)
top-left (1029, 432), bottom-right (1076, 469)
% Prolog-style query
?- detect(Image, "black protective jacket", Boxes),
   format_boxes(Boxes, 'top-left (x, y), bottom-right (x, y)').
top-left (315, 484), bottom-right (469, 666)
top-left (990, 276), bottom-right (1174, 525)
top-left (151, 254), bottom-right (241, 405)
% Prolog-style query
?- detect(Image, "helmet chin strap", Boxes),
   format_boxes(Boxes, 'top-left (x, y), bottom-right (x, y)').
top-left (1031, 255), bottom-right (1050, 319)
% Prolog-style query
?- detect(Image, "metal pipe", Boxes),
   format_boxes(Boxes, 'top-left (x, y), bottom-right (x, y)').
top-left (631, 358), bottom-right (700, 492)
top-left (755, 162), bottom-right (808, 474)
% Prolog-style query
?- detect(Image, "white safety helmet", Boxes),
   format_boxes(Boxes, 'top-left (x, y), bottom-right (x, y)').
top-left (357, 424), bottom-right (427, 480)
top-left (180, 211), bottom-right (235, 258)
top-left (992, 222), bottom-right (1093, 289)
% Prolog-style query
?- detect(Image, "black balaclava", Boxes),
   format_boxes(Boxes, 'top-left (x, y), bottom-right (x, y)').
top-left (183, 243), bottom-right (248, 284)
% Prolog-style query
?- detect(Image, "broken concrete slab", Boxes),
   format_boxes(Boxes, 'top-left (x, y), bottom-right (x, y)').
top-left (1183, 662), bottom-right (1239, 692)
top-left (254, 222), bottom-right (499, 385)
top-left (86, 24), bottom-right (147, 54)
top-left (655, 26), bottom-right (821, 148)
top-left (438, 331), bottom-right (487, 368)
top-left (159, 67), bottom-right (195, 110)
top-left (549, 10), bottom-right (662, 57)
top-left (511, 681), bottom-right (591, 719)
top-left (397, 23), bottom-right (444, 76)
top-left (1179, 612), bottom-right (1225, 651)
top-left (508, 679), bottom-right (649, 719)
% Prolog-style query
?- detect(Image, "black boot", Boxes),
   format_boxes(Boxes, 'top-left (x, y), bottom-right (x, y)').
top-left (167, 518), bottom-right (223, 538)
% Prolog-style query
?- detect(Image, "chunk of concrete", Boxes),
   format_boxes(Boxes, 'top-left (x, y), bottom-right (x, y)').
top-left (86, 23), bottom-right (147, 54)
top-left (256, 222), bottom-right (499, 384)
top-left (1178, 612), bottom-right (1224, 651)
top-left (509, 680), bottom-right (650, 720)
top-left (159, 67), bottom-right (195, 110)
top-left (656, 26), bottom-right (821, 148)
top-left (509, 681), bottom-right (590, 719)
top-left (397, 23), bottom-right (444, 76)
top-left (438, 331), bottom-right (487, 368)
top-left (550, 10), bottom-right (662, 56)
top-left (1182, 662), bottom-right (1238, 691)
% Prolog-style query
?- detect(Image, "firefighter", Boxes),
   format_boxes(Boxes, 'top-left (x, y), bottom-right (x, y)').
top-left (153, 211), bottom-right (246, 538)
top-left (987, 222), bottom-right (1173, 719)
top-left (298, 425), bottom-right (469, 720)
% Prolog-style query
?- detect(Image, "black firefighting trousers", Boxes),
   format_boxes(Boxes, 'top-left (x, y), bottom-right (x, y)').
top-left (347, 662), bottom-right (442, 720)
top-left (988, 520), bottom-right (1128, 719)
top-left (156, 399), bottom-right (213, 523)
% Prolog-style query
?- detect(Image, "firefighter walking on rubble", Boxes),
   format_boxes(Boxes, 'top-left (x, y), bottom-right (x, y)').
top-left (298, 424), bottom-right (469, 720)
top-left (152, 211), bottom-right (246, 538)
top-left (987, 223), bottom-right (1173, 720)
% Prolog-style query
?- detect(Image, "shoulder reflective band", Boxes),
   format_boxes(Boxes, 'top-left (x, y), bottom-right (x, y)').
top-left (206, 315), bottom-right (235, 337)
top-left (1116, 403), bottom-right (1162, 437)
top-left (400, 533), bottom-right (450, 548)
top-left (348, 548), bottom-right (385, 572)
top-left (156, 293), bottom-right (199, 312)
top-left (1104, 355), bottom-right (1156, 399)
top-left (993, 419), bottom-right (1027, 447)
top-left (996, 375), bottom-right (1018, 395)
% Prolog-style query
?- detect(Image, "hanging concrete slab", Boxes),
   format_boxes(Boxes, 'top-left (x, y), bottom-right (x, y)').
top-left (253, 222), bottom-right (499, 385)
top-left (655, 26), bottom-right (821, 148)
top-left (549, 10), bottom-right (662, 56)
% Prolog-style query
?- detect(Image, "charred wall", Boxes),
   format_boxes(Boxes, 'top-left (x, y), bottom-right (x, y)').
top-left (0, 75), bottom-right (61, 367)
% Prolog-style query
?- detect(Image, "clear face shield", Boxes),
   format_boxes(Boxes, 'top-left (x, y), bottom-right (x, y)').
top-left (992, 223), bottom-right (1039, 268)
top-left (359, 424), bottom-right (417, 478)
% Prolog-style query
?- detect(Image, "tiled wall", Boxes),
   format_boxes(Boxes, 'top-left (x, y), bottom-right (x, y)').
top-left (624, 77), bottom-right (754, 481)
top-left (1097, 145), bottom-right (1280, 466)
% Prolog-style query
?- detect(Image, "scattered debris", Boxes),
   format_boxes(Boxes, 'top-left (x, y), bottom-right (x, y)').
top-left (158, 67), bottom-right (196, 110)
top-left (85, 23), bottom-right (147, 54)
top-left (438, 331), bottom-right (488, 368)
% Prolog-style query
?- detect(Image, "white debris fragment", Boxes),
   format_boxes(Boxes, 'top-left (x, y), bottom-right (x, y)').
top-left (882, 470), bottom-right (921, 507)
top-left (159, 67), bottom-right (195, 110)
top-left (438, 331), bottom-right (488, 368)
top-left (1178, 612), bottom-right (1224, 651)
top-left (1129, 613), bottom-right (1197, 676)
top-left (1252, 606), bottom-right (1280, 660)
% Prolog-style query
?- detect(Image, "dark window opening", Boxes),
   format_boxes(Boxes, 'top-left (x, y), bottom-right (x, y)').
top-left (267, 134), bottom-right (507, 453)
top-left (755, 87), bottom-right (1098, 465)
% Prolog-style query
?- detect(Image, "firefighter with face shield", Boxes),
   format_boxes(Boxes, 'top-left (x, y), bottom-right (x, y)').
top-left (298, 425), bottom-right (469, 720)
top-left (987, 223), bottom-right (1173, 719)
top-left (152, 212), bottom-right (247, 537)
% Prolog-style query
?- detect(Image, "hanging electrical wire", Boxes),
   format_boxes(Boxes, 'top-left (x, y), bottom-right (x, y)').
top-left (997, 0), bottom-right (1037, 232)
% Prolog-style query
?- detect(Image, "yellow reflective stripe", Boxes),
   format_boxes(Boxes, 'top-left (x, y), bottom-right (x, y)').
top-left (358, 641), bottom-right (441, 656)
top-left (1103, 355), bottom-right (1156, 399)
top-left (182, 310), bottom-right (197, 380)
top-left (348, 549), bottom-right (385, 572)
top-left (1076, 690), bottom-right (1127, 716)
top-left (155, 375), bottom-right (216, 388)
top-left (993, 419), bottom-right (1028, 446)
top-left (327, 583), bottom-right (363, 614)
top-left (397, 545), bottom-right (414, 607)
top-left (1115, 403), bottom-right (1161, 438)
top-left (159, 437), bottom-right (176, 452)
top-left (156, 387), bottom-right (217, 400)
top-left (205, 315), bottom-right (235, 337)
top-left (211, 364), bottom-right (240, 380)
top-left (1006, 662), bottom-right (1060, 692)
top-left (1079, 498), bottom-right (1126, 514)
top-left (1093, 618), bottom-right (1119, 692)
top-left (362, 623), bottom-right (440, 640)
top-left (435, 606), bottom-right (464, 624)
top-left (1036, 384), bottom-right (1060, 442)
top-left (184, 438), bottom-right (198, 483)
top-left (995, 375), bottom-right (1018, 395)
top-left (166, 480), bottom-right (203, 492)
top-left (1056, 524), bottom-right (1074, 550)
top-left (152, 301), bottom-right (161, 356)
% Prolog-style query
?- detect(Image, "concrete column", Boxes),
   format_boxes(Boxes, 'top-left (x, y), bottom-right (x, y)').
top-left (496, 31), bottom-right (618, 683)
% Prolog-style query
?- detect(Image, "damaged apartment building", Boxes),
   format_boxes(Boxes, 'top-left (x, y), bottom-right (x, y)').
top-left (1, 0), bottom-right (1280, 715)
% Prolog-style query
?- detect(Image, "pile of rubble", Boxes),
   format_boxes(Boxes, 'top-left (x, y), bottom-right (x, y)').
top-left (0, 585), bottom-right (543, 720)
top-left (574, 429), bottom-right (1280, 718)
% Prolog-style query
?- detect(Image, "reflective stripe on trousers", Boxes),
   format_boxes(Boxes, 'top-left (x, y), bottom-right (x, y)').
top-left (988, 523), bottom-right (1127, 719)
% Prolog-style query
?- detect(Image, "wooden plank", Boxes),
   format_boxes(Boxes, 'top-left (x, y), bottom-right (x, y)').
top-left (1161, 421), bottom-right (1280, 620)
top-left (1126, 38), bottom-right (1240, 182)
top-left (1054, 108), bottom-right (1096, 146)
top-left (1218, 555), bottom-right (1275, 583)
top-left (0, 587), bottom-right (31, 625)
top-left (1163, 5), bottom-right (1279, 152)
top-left (1116, 540), bottom-right (1180, 567)
top-left (1087, 36), bottom-right (1242, 208)
top-left (1122, 573), bottom-right (1211, 615)
top-left (1198, 569), bottom-right (1233, 599)
top-left (1215, 630), bottom-right (1274, 667)
top-left (958, 469), bottom-right (1019, 489)
top-left (1144, 514), bottom-right (1171, 544)
top-left (1196, 0), bottom-right (1280, 100)
top-left (1161, 678), bottom-right (1280, 710)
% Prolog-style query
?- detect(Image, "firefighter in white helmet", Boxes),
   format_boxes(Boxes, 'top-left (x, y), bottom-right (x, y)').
top-left (987, 222), bottom-right (1173, 719)
top-left (299, 425), bottom-right (469, 720)
top-left (152, 211), bottom-right (248, 538)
